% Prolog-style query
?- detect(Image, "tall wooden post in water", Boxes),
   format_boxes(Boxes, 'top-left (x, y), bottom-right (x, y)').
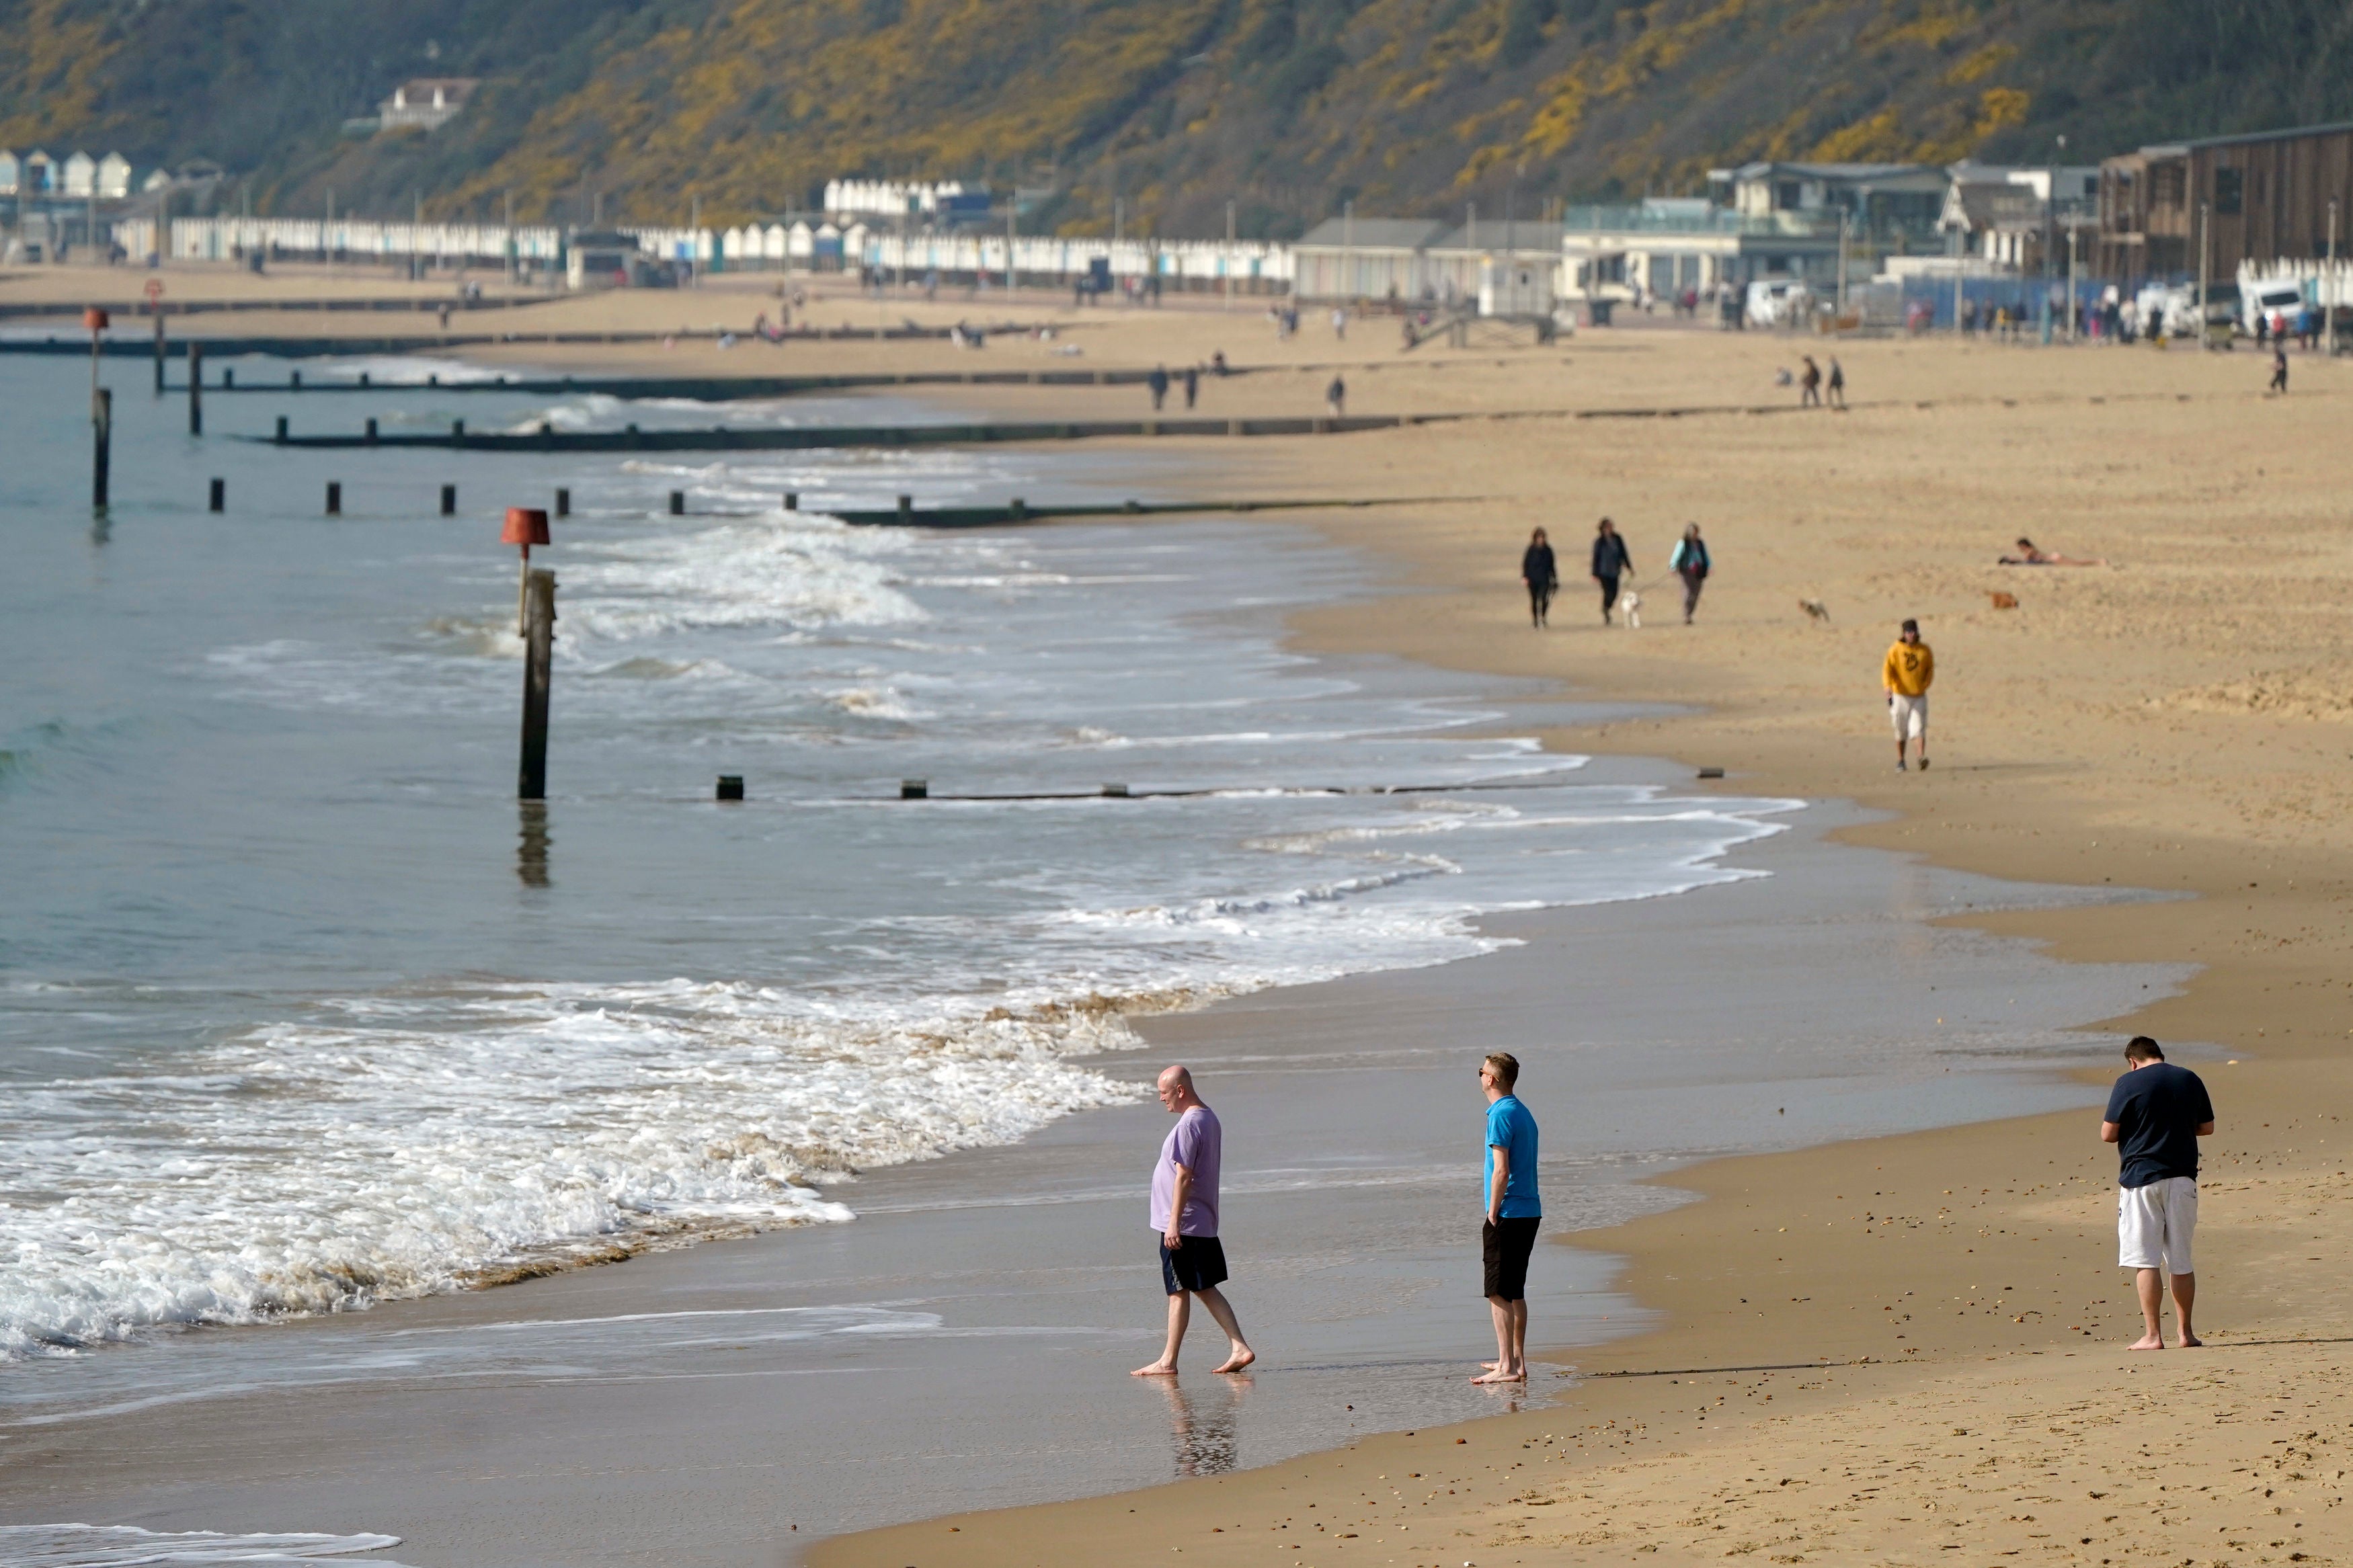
top-left (188, 343), bottom-right (204, 436)
top-left (519, 569), bottom-right (556, 801)
top-left (91, 388), bottom-right (112, 513)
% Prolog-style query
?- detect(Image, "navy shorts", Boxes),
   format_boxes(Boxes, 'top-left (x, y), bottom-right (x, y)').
top-left (1159, 1235), bottom-right (1230, 1295)
top-left (1483, 1216), bottom-right (1540, 1301)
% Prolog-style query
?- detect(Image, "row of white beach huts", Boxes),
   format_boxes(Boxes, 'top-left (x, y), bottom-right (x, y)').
top-left (122, 214), bottom-right (1298, 288)
top-left (0, 150), bottom-right (165, 200)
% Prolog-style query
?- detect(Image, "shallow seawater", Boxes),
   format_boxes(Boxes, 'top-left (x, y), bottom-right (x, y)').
top-left (0, 352), bottom-right (1792, 1363)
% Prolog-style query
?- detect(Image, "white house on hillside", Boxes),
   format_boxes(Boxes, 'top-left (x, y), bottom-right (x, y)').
top-left (378, 78), bottom-right (479, 132)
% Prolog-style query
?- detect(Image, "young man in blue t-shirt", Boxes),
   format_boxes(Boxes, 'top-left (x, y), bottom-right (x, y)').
top-left (2101, 1036), bottom-right (2215, 1350)
top-left (1475, 1052), bottom-right (1541, 1384)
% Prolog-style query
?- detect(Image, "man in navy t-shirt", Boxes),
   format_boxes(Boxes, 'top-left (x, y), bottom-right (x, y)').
top-left (1475, 1052), bottom-right (1541, 1384)
top-left (2101, 1036), bottom-right (2215, 1350)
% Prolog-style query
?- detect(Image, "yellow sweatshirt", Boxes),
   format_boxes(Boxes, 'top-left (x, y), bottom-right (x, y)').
top-left (1883, 640), bottom-right (1934, 696)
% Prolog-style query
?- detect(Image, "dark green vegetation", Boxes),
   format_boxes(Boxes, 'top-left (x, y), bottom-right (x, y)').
top-left (5, 0), bottom-right (2349, 237)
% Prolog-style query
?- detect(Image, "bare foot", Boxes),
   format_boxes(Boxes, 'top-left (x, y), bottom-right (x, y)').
top-left (1131, 1360), bottom-right (1179, 1377)
top-left (1214, 1348), bottom-right (1257, 1373)
top-left (2128, 1333), bottom-right (2165, 1350)
top-left (1470, 1366), bottom-right (1527, 1385)
top-left (2178, 1333), bottom-right (2203, 1348)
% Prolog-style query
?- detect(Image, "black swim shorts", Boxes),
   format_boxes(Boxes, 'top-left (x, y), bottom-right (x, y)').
top-left (1160, 1234), bottom-right (1230, 1296)
top-left (1482, 1216), bottom-right (1540, 1301)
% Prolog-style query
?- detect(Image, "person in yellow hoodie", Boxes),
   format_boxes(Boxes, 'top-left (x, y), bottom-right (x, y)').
top-left (1883, 618), bottom-right (1933, 771)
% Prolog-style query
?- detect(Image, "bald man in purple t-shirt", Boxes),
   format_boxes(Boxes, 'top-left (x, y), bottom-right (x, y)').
top-left (1131, 1064), bottom-right (1256, 1376)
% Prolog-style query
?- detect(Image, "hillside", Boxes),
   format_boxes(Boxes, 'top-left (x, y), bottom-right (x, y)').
top-left (3, 0), bottom-right (2349, 236)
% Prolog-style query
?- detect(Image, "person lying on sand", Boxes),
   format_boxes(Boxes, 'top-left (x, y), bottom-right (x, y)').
top-left (1999, 537), bottom-right (2107, 567)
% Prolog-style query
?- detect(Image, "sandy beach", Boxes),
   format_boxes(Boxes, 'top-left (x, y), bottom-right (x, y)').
top-left (5, 260), bottom-right (2350, 1567)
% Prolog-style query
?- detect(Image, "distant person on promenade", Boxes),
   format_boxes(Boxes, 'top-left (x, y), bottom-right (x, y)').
top-left (1183, 364), bottom-right (1199, 409)
top-left (1882, 617), bottom-right (1933, 771)
top-left (1132, 1065), bottom-right (1254, 1377)
top-left (1521, 526), bottom-right (1558, 628)
top-left (1826, 356), bottom-right (1845, 408)
top-left (1330, 306), bottom-right (1348, 340)
top-left (1799, 355), bottom-right (1822, 407)
top-left (2102, 1036), bottom-right (2214, 1350)
top-left (1669, 523), bottom-right (1711, 624)
top-left (2270, 346), bottom-right (2289, 395)
top-left (1591, 518), bottom-right (1634, 625)
top-left (1148, 364), bottom-right (1171, 411)
top-left (1474, 1053), bottom-right (1540, 1385)
top-left (1326, 375), bottom-right (1347, 418)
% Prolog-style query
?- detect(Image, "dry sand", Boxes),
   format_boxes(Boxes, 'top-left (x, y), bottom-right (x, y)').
top-left (14, 261), bottom-right (2350, 1565)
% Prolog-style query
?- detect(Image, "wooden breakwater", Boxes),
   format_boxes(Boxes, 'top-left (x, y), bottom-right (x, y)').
top-left (251, 413), bottom-right (1427, 452)
top-left (249, 399), bottom-right (1834, 453)
top-left (0, 297), bottom-right (545, 320)
top-left (824, 496), bottom-right (1439, 527)
top-left (197, 366), bottom-right (1238, 398)
top-left (0, 321), bottom-right (1091, 361)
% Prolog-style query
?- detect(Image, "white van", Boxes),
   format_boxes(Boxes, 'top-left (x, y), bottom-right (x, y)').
top-left (1745, 278), bottom-right (1808, 327)
top-left (2241, 278), bottom-right (2309, 335)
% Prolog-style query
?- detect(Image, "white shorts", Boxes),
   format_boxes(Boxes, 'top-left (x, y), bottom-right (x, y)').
top-left (1888, 692), bottom-right (1928, 739)
top-left (2118, 1177), bottom-right (2197, 1273)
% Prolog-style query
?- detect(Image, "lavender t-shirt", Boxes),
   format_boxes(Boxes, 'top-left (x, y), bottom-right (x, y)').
top-left (1150, 1104), bottom-right (1222, 1237)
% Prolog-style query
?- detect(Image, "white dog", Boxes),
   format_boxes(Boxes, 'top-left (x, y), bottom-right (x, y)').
top-left (1620, 589), bottom-right (1642, 628)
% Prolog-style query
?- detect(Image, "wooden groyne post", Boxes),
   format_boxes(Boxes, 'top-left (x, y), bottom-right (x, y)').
top-left (518, 569), bottom-right (556, 801)
top-left (90, 388), bottom-right (111, 513)
top-left (152, 311), bottom-right (165, 395)
top-left (188, 343), bottom-right (204, 436)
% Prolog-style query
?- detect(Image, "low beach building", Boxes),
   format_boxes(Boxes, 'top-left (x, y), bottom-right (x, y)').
top-left (1710, 161), bottom-right (1949, 247)
top-left (1938, 162), bottom-right (2100, 270)
top-left (2097, 121), bottom-right (2353, 285)
top-left (1291, 217), bottom-right (1451, 301)
top-left (1559, 201), bottom-right (1840, 302)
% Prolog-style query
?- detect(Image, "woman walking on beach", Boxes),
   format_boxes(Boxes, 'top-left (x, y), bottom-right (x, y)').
top-left (1669, 524), bottom-right (1710, 624)
top-left (1591, 519), bottom-right (1634, 625)
top-left (1520, 528), bottom-right (1558, 628)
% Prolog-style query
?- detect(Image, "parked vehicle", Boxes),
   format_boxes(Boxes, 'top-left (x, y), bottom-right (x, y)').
top-left (1745, 278), bottom-right (1809, 327)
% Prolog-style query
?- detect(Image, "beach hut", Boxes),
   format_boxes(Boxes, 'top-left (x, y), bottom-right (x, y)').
top-left (96, 153), bottom-right (132, 199)
top-left (61, 151), bottom-right (95, 198)
top-left (24, 150), bottom-right (54, 193)
top-left (0, 151), bottom-right (19, 196)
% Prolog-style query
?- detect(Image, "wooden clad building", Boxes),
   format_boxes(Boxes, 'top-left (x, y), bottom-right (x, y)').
top-left (2098, 122), bottom-right (2353, 284)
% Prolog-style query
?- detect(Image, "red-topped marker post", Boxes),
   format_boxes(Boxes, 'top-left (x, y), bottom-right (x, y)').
top-left (502, 507), bottom-right (557, 801)
top-left (502, 506), bottom-right (551, 632)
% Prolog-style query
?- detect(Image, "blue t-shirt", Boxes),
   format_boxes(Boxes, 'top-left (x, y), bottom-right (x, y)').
top-left (2104, 1062), bottom-right (2213, 1189)
top-left (1484, 1096), bottom-right (1540, 1219)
